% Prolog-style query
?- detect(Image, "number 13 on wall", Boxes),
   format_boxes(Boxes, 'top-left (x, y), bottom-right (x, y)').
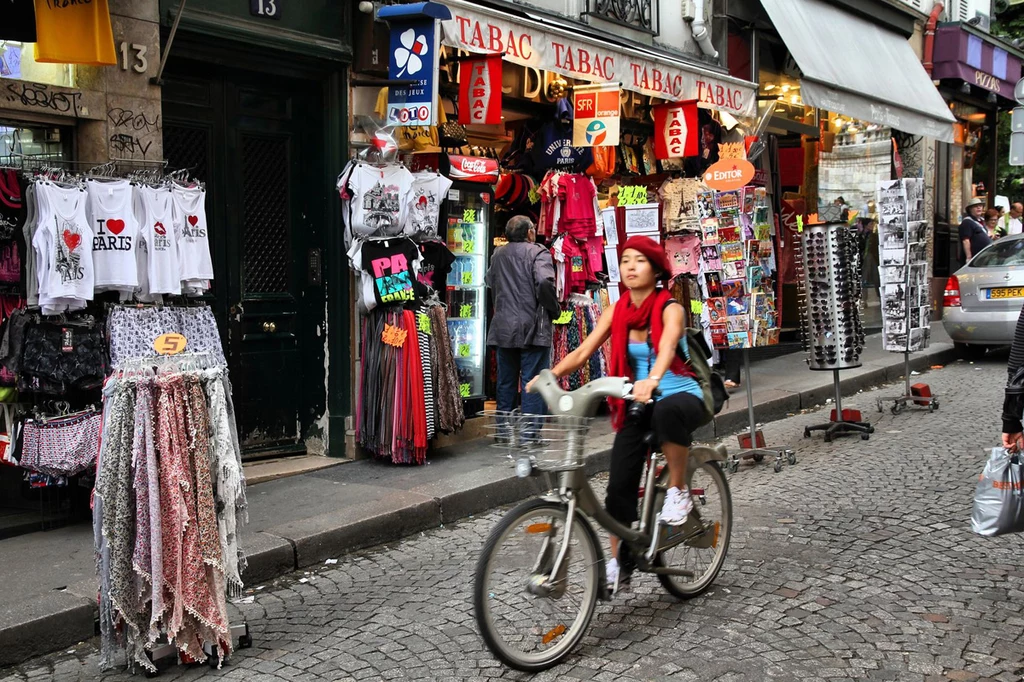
top-left (250, 0), bottom-right (281, 18)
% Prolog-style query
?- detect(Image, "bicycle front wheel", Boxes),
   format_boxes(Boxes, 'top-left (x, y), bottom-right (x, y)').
top-left (655, 459), bottom-right (732, 599)
top-left (474, 498), bottom-right (601, 672)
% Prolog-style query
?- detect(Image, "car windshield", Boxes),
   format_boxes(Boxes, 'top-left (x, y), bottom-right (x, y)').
top-left (971, 238), bottom-right (1024, 267)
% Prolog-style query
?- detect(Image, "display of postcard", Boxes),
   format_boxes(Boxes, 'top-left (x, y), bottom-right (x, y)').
top-left (624, 204), bottom-right (660, 236)
top-left (744, 240), bottom-right (759, 261)
top-left (909, 327), bottom-right (930, 351)
top-left (877, 180), bottom-right (906, 216)
top-left (722, 279), bottom-right (744, 298)
top-left (723, 260), bottom-right (745, 280)
top-left (909, 243), bottom-right (926, 263)
top-left (916, 287), bottom-right (930, 307)
top-left (605, 247), bottom-right (621, 283)
top-left (710, 324), bottom-right (728, 347)
top-left (715, 189), bottom-right (741, 212)
top-left (907, 221), bottom-right (928, 244)
top-left (726, 297), bottom-right (749, 315)
top-left (904, 178), bottom-right (924, 222)
top-left (753, 223), bottom-right (771, 241)
top-left (747, 265), bottom-right (763, 292)
top-left (742, 186), bottom-right (756, 214)
top-left (882, 247), bottom-right (906, 266)
top-left (882, 265), bottom-right (906, 284)
top-left (726, 316), bottom-right (749, 332)
top-left (720, 242), bottom-right (744, 262)
top-left (704, 273), bottom-right (723, 298)
top-left (700, 217), bottom-right (720, 245)
top-left (697, 192), bottom-right (716, 218)
top-left (884, 333), bottom-right (908, 352)
top-left (880, 224), bottom-right (906, 249)
top-left (727, 332), bottom-right (749, 349)
top-left (717, 211), bottom-right (737, 227)
top-left (701, 246), bottom-right (722, 272)
top-left (718, 226), bottom-right (741, 244)
top-left (918, 306), bottom-right (931, 328)
top-left (755, 322), bottom-right (770, 347)
top-left (767, 328), bottom-right (780, 345)
top-left (885, 317), bottom-right (907, 335)
top-left (707, 297), bottom-right (727, 324)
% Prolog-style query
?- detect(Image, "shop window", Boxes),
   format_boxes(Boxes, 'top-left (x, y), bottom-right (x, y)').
top-left (0, 121), bottom-right (71, 165)
top-left (817, 112), bottom-right (893, 219)
top-left (757, 37), bottom-right (816, 129)
top-left (0, 41), bottom-right (76, 88)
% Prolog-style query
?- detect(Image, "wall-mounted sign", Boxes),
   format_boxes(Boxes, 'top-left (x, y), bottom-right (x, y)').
top-left (387, 18), bottom-right (440, 126)
top-left (572, 83), bottom-right (620, 147)
top-left (250, 0), bottom-right (281, 19)
top-left (652, 101), bottom-right (697, 159)
top-left (702, 159), bottom-right (755, 192)
top-left (459, 55), bottom-right (502, 125)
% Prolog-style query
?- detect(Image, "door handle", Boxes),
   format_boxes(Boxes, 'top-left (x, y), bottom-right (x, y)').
top-left (262, 321), bottom-right (277, 333)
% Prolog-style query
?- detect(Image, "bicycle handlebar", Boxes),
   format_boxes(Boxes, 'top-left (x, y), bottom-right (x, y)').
top-left (528, 369), bottom-right (631, 417)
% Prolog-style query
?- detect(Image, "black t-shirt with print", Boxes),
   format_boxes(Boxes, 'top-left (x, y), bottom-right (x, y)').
top-left (416, 240), bottom-right (455, 293)
top-left (359, 238), bottom-right (423, 308)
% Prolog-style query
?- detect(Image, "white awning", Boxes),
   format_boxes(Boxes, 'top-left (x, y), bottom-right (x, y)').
top-left (439, 0), bottom-right (759, 118)
top-left (761, 0), bottom-right (956, 143)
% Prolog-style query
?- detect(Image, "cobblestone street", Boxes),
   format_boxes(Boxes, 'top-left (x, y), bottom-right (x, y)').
top-left (3, 356), bottom-right (1023, 682)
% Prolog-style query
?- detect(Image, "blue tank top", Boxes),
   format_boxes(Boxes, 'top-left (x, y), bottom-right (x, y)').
top-left (628, 342), bottom-right (703, 400)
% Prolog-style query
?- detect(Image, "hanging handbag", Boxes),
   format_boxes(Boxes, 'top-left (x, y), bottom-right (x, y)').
top-left (438, 98), bottom-right (468, 149)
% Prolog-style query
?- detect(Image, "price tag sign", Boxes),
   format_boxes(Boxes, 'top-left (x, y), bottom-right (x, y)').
top-left (457, 343), bottom-right (471, 357)
top-left (690, 300), bottom-right (704, 315)
top-left (461, 271), bottom-right (473, 285)
top-left (618, 185), bottom-right (648, 205)
top-left (459, 383), bottom-right (471, 398)
top-left (154, 333), bottom-right (187, 355)
top-left (382, 324), bottom-right (408, 348)
top-left (552, 310), bottom-right (573, 325)
top-left (416, 313), bottom-right (432, 335)
top-left (460, 304), bottom-right (473, 318)
top-left (462, 209), bottom-right (477, 223)
top-left (463, 240), bottom-right (475, 254)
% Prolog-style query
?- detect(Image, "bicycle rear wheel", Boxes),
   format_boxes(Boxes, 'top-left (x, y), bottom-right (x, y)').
top-left (654, 460), bottom-right (732, 599)
top-left (474, 498), bottom-right (601, 672)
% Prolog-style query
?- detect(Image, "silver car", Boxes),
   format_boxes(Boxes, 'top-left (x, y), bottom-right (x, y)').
top-left (942, 233), bottom-right (1024, 357)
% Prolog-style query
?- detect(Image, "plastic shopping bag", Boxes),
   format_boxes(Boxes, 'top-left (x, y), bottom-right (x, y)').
top-left (970, 447), bottom-right (1024, 536)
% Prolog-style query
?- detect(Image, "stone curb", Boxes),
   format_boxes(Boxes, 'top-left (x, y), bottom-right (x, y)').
top-left (0, 343), bottom-right (960, 668)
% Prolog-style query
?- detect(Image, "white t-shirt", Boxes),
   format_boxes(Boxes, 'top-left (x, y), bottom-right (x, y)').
top-left (86, 179), bottom-right (138, 291)
top-left (404, 171), bottom-right (453, 240)
top-left (134, 185), bottom-right (181, 297)
top-left (33, 182), bottom-right (95, 311)
top-left (344, 163), bottom-right (414, 240)
top-left (171, 184), bottom-right (214, 284)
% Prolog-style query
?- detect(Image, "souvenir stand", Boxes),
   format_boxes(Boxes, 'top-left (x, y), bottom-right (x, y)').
top-left (691, 178), bottom-right (792, 473)
top-left (0, 157), bottom-right (251, 674)
top-left (340, 120), bottom-right (466, 464)
top-left (873, 179), bottom-right (939, 414)
top-left (798, 219), bottom-right (874, 442)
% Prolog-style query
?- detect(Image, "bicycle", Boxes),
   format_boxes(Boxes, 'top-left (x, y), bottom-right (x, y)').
top-left (474, 369), bottom-right (733, 672)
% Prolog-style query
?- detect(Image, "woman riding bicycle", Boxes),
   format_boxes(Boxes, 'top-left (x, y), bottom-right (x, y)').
top-left (527, 235), bottom-right (708, 589)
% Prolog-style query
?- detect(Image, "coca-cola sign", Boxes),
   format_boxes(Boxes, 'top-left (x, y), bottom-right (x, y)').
top-left (449, 155), bottom-right (499, 183)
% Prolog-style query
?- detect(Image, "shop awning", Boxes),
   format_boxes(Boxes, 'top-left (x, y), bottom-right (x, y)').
top-left (438, 0), bottom-right (758, 118)
top-left (932, 24), bottom-right (1023, 107)
top-left (761, 0), bottom-right (956, 143)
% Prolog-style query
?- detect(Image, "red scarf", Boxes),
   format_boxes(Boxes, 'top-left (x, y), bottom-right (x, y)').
top-left (607, 288), bottom-right (689, 431)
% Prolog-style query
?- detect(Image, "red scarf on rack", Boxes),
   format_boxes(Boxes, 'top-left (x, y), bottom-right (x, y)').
top-left (607, 288), bottom-right (689, 431)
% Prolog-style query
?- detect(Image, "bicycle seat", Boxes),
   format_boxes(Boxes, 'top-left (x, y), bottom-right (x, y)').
top-left (529, 369), bottom-right (629, 417)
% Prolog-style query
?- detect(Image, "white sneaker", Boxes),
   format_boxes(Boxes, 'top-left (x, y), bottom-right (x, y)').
top-left (660, 487), bottom-right (693, 526)
top-left (606, 557), bottom-right (619, 589)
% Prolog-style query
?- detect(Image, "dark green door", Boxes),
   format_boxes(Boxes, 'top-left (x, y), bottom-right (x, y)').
top-left (163, 66), bottom-right (326, 458)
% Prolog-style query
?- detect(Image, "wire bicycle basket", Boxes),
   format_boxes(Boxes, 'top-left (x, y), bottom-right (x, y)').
top-left (479, 410), bottom-right (594, 474)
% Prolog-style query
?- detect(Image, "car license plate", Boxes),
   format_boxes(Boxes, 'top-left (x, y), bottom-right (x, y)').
top-left (987, 287), bottom-right (1024, 299)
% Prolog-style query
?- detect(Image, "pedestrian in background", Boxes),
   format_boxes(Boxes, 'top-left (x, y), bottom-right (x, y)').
top-left (485, 216), bottom-right (561, 424)
top-left (959, 198), bottom-right (991, 262)
top-left (1004, 203), bottom-right (1023, 236)
top-left (984, 208), bottom-right (1005, 240)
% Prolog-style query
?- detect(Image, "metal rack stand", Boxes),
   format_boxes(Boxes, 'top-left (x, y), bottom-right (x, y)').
top-left (726, 348), bottom-right (796, 473)
top-left (875, 351), bottom-right (939, 414)
top-left (804, 369), bottom-right (875, 442)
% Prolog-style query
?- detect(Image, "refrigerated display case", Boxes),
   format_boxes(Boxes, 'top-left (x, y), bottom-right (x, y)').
top-left (444, 183), bottom-right (493, 413)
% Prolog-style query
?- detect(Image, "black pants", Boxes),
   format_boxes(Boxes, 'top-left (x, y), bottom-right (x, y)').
top-left (605, 392), bottom-right (707, 526)
top-left (719, 347), bottom-right (742, 384)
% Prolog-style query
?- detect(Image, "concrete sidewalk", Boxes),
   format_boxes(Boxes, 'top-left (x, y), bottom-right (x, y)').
top-left (0, 324), bottom-right (962, 667)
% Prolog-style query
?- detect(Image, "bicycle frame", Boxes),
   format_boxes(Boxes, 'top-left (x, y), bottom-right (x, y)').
top-left (527, 370), bottom-right (728, 595)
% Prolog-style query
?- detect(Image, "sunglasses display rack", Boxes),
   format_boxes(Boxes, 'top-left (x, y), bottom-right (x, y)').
top-left (797, 223), bottom-right (875, 442)
top-left (873, 178), bottom-right (939, 415)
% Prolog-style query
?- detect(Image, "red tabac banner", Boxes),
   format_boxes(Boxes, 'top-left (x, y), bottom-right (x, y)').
top-left (459, 56), bottom-right (502, 125)
top-left (652, 101), bottom-right (698, 159)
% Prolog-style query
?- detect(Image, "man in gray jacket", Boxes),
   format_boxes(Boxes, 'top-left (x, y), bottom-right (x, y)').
top-left (486, 216), bottom-right (561, 419)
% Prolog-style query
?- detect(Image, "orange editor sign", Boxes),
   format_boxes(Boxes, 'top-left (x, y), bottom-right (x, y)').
top-left (153, 333), bottom-right (187, 355)
top-left (702, 159), bottom-right (755, 192)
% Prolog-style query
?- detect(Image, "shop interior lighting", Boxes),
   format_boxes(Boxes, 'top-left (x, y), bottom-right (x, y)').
top-left (782, 85), bottom-right (791, 93)
top-left (765, 83), bottom-right (776, 91)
